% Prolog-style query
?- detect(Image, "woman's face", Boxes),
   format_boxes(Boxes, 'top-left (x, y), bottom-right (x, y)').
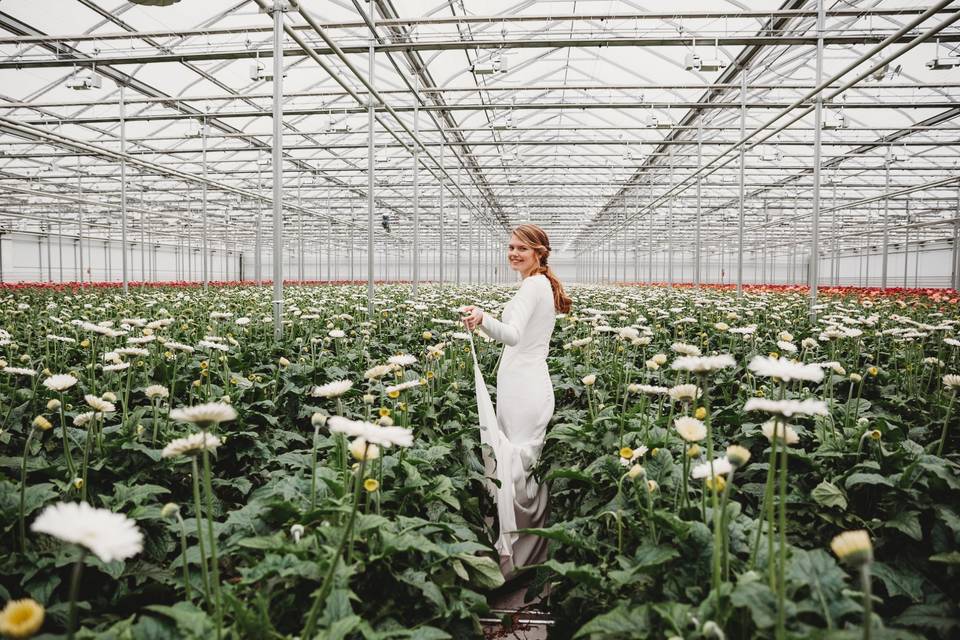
top-left (507, 234), bottom-right (538, 275)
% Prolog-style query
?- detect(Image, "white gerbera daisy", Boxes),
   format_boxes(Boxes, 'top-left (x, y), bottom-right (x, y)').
top-left (162, 431), bottom-right (222, 458)
top-left (691, 456), bottom-right (734, 479)
top-left (388, 354), bottom-right (417, 367)
top-left (364, 364), bottom-right (397, 380)
top-left (103, 362), bottom-right (131, 373)
top-left (3, 367), bottom-right (36, 377)
top-left (144, 384), bottom-right (169, 401)
top-left (675, 416), bottom-right (707, 442)
top-left (42, 374), bottom-right (78, 392)
top-left (384, 379), bottom-right (422, 394)
top-left (169, 402), bottom-right (237, 426)
top-left (747, 355), bottom-right (824, 382)
top-left (760, 419), bottom-right (800, 445)
top-left (668, 384), bottom-right (702, 403)
top-left (743, 397), bottom-right (828, 418)
top-left (671, 354), bottom-right (736, 374)
top-left (311, 380), bottom-right (353, 398)
top-left (164, 341), bottom-right (195, 354)
top-left (671, 342), bottom-right (702, 357)
top-left (84, 394), bottom-right (116, 413)
top-left (328, 329), bottom-right (346, 339)
top-left (31, 501), bottom-right (143, 562)
top-left (327, 416), bottom-right (414, 448)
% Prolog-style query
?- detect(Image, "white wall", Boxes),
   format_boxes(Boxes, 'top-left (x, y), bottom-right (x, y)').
top-left (2, 230), bottom-right (956, 289)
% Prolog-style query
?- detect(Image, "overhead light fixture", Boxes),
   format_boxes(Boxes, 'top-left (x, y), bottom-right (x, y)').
top-left (65, 69), bottom-right (102, 90)
top-left (249, 59), bottom-right (286, 82)
top-left (127, 0), bottom-right (181, 5)
top-left (885, 146), bottom-right (906, 164)
top-left (471, 52), bottom-right (508, 75)
top-left (927, 54), bottom-right (960, 70)
top-left (186, 121), bottom-right (208, 138)
top-left (926, 39), bottom-right (960, 70)
top-left (684, 39), bottom-right (727, 72)
top-left (491, 112), bottom-right (514, 130)
top-left (822, 109), bottom-right (845, 130)
top-left (325, 114), bottom-right (352, 134)
top-left (646, 113), bottom-right (670, 128)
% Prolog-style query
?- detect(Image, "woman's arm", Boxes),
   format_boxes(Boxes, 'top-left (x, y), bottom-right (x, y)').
top-left (478, 277), bottom-right (544, 347)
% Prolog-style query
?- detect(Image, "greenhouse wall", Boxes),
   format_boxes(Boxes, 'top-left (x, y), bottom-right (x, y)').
top-left (3, 231), bottom-right (958, 288)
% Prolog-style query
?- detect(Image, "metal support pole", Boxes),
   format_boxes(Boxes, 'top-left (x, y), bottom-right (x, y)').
top-left (439, 138), bottom-right (445, 287)
top-left (120, 83), bottom-right (128, 294)
top-left (904, 200), bottom-right (910, 287)
top-left (256, 165), bottom-right (263, 284)
top-left (202, 119), bottom-right (209, 290)
top-left (808, 0), bottom-right (824, 316)
top-left (736, 68), bottom-right (746, 297)
top-left (456, 168), bottom-right (461, 284)
top-left (467, 207), bottom-right (473, 284)
top-left (695, 123), bottom-right (702, 288)
top-left (77, 157), bottom-right (84, 286)
top-left (881, 161), bottom-right (890, 290)
top-left (365, 0), bottom-right (376, 316)
top-left (271, 0), bottom-right (285, 339)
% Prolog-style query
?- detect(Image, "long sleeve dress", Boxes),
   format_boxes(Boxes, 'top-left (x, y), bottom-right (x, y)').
top-left (478, 274), bottom-right (556, 579)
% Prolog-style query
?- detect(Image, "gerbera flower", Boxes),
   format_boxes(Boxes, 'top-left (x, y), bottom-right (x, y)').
top-left (743, 398), bottom-right (828, 418)
top-left (169, 402), bottom-right (237, 426)
top-left (31, 502), bottom-right (143, 562)
top-left (747, 355), bottom-right (824, 382)
top-left (311, 380), bottom-right (353, 398)
top-left (162, 431), bottom-right (222, 458)
top-left (42, 374), bottom-right (78, 392)
top-left (675, 416), bottom-right (707, 442)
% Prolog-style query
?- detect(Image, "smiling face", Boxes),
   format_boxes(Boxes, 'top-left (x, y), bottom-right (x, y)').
top-left (507, 233), bottom-right (540, 277)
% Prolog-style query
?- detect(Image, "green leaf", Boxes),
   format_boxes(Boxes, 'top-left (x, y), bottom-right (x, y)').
top-left (145, 602), bottom-right (214, 639)
top-left (454, 554), bottom-right (504, 590)
top-left (573, 604), bottom-right (650, 639)
top-left (540, 559), bottom-right (602, 587)
top-left (731, 576), bottom-right (778, 629)
top-left (884, 511), bottom-right (922, 541)
top-left (893, 603), bottom-right (960, 637)
top-left (871, 562), bottom-right (924, 602)
top-left (929, 551), bottom-right (960, 564)
top-left (844, 472), bottom-right (894, 490)
top-left (633, 544), bottom-right (680, 569)
top-left (811, 480), bottom-right (848, 510)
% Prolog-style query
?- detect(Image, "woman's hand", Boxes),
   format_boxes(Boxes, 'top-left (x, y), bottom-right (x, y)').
top-left (462, 305), bottom-right (484, 332)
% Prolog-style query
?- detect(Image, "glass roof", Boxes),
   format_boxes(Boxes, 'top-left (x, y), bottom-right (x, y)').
top-left (1, 0), bottom-right (958, 262)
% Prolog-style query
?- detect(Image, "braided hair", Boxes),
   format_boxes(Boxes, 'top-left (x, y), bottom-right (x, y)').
top-left (512, 224), bottom-right (572, 314)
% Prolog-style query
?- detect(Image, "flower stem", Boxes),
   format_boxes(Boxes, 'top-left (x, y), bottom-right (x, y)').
top-left (860, 563), bottom-right (873, 640)
top-left (67, 550), bottom-right (87, 640)
top-left (175, 512), bottom-right (192, 601)
top-left (303, 455), bottom-right (366, 638)
top-left (775, 441), bottom-right (789, 640)
top-left (59, 392), bottom-right (76, 478)
top-left (80, 420), bottom-right (94, 503)
top-left (19, 427), bottom-right (36, 553)
top-left (201, 447), bottom-right (223, 640)
top-left (938, 392), bottom-right (955, 457)
top-left (310, 422), bottom-right (319, 511)
top-left (190, 456), bottom-right (212, 610)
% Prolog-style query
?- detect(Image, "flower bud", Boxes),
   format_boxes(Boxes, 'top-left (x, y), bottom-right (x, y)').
top-left (627, 464), bottom-right (645, 479)
top-left (32, 415), bottom-right (53, 431)
top-left (290, 524), bottom-right (304, 543)
top-left (46, 399), bottom-right (61, 411)
top-left (161, 503), bottom-right (180, 519)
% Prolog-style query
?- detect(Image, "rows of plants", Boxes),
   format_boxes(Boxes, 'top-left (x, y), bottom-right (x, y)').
top-left (0, 282), bottom-right (957, 639)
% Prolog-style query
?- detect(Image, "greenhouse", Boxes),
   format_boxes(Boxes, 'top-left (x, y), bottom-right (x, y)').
top-left (0, 1), bottom-right (959, 638)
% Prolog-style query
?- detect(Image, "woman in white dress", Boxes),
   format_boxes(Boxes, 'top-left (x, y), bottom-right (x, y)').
top-left (463, 224), bottom-right (572, 580)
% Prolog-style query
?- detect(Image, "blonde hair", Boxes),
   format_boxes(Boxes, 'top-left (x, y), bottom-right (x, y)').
top-left (512, 224), bottom-right (572, 314)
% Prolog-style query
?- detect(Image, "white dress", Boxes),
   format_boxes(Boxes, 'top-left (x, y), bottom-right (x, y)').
top-left (478, 274), bottom-right (556, 579)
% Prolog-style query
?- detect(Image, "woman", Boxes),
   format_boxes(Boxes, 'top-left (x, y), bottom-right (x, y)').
top-left (463, 224), bottom-right (572, 580)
